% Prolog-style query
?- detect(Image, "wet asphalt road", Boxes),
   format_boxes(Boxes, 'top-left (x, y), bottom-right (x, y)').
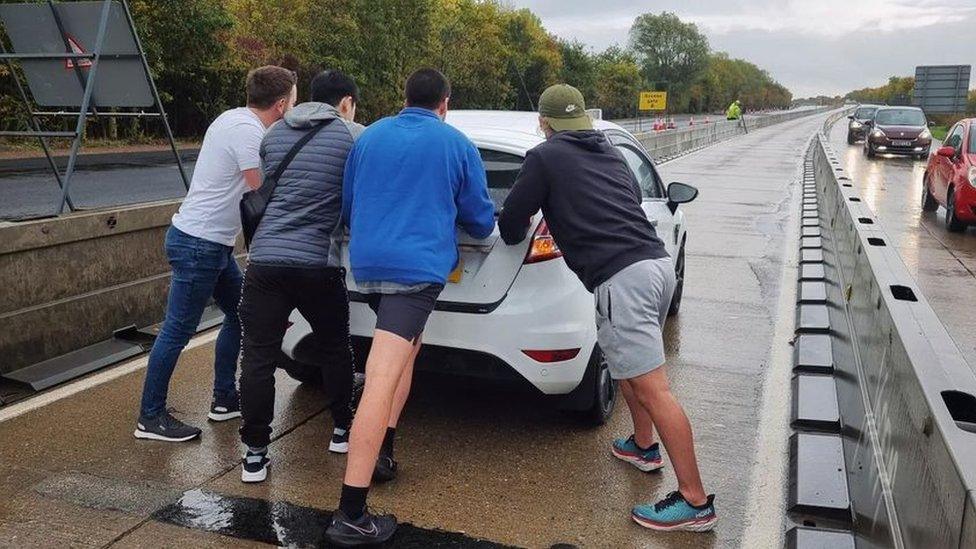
top-left (0, 112), bottom-right (831, 547)
top-left (827, 123), bottom-right (976, 374)
top-left (0, 161), bottom-right (191, 221)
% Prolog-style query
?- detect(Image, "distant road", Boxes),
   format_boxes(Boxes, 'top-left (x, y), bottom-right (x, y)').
top-left (0, 161), bottom-right (191, 221)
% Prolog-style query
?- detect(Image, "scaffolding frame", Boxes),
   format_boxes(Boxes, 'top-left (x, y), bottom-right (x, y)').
top-left (0, 0), bottom-right (189, 216)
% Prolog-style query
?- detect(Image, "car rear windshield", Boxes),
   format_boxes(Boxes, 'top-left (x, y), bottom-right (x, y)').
top-left (854, 107), bottom-right (877, 119)
top-left (874, 109), bottom-right (926, 127)
top-left (480, 149), bottom-right (523, 209)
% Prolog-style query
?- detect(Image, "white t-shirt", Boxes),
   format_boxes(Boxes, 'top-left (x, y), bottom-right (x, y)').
top-left (172, 107), bottom-right (266, 246)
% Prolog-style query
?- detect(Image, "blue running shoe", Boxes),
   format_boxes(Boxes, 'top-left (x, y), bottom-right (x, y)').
top-left (632, 491), bottom-right (717, 532)
top-left (612, 435), bottom-right (664, 472)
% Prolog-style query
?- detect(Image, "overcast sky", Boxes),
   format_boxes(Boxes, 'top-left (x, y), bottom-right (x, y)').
top-left (509, 0), bottom-right (976, 98)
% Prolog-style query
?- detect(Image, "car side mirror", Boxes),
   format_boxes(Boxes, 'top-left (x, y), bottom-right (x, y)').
top-left (667, 182), bottom-right (698, 213)
top-left (936, 146), bottom-right (956, 158)
top-left (847, 115), bottom-right (854, 120)
top-left (928, 121), bottom-right (935, 127)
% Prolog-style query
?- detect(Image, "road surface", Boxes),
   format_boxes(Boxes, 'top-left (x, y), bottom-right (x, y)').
top-left (828, 121), bottom-right (976, 374)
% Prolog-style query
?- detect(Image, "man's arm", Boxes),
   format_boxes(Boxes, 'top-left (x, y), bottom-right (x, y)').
top-left (341, 144), bottom-right (358, 227)
top-left (234, 122), bottom-right (265, 190)
top-left (456, 142), bottom-right (496, 239)
top-left (498, 149), bottom-right (548, 245)
top-left (242, 168), bottom-right (262, 191)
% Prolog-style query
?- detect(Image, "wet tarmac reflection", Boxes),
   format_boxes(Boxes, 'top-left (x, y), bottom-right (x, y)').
top-left (152, 488), bottom-right (522, 548)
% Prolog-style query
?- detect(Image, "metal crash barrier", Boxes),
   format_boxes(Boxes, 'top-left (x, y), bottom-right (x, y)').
top-left (793, 109), bottom-right (976, 547)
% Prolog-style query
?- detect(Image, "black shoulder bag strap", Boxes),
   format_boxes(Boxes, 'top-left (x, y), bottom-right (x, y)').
top-left (240, 118), bottom-right (334, 248)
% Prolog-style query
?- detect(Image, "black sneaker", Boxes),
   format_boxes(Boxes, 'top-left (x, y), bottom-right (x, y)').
top-left (134, 412), bottom-right (202, 442)
top-left (208, 392), bottom-right (241, 422)
top-left (325, 509), bottom-right (397, 546)
top-left (329, 428), bottom-right (349, 454)
top-left (241, 449), bottom-right (270, 483)
top-left (373, 455), bottom-right (397, 483)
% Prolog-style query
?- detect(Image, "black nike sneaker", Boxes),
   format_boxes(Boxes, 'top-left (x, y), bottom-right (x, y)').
top-left (373, 455), bottom-right (397, 483)
top-left (325, 509), bottom-right (397, 546)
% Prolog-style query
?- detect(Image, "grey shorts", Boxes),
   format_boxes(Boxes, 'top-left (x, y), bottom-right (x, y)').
top-left (594, 257), bottom-right (676, 380)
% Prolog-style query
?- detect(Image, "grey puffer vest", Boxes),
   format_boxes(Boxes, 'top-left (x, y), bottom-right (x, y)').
top-left (248, 102), bottom-right (363, 267)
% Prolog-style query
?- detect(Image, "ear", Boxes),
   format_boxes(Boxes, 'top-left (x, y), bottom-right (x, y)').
top-left (437, 96), bottom-right (450, 117)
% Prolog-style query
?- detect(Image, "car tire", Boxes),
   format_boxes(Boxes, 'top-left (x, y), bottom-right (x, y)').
top-left (865, 144), bottom-right (876, 158)
top-left (278, 350), bottom-right (322, 385)
top-left (563, 346), bottom-right (616, 426)
top-left (667, 242), bottom-right (686, 317)
top-left (847, 132), bottom-right (855, 145)
top-left (946, 189), bottom-right (967, 233)
top-left (921, 175), bottom-right (938, 212)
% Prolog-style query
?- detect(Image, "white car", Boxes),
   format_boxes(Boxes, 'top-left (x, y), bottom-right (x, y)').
top-left (279, 110), bottom-right (697, 424)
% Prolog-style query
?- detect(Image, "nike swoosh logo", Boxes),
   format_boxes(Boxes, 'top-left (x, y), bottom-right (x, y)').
top-left (344, 520), bottom-right (377, 536)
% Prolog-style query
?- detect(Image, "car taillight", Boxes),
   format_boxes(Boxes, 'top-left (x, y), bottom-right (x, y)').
top-left (524, 219), bottom-right (562, 264)
top-left (522, 348), bottom-right (581, 363)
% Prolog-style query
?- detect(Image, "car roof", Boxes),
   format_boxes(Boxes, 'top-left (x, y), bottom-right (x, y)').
top-left (445, 110), bottom-right (628, 155)
top-left (875, 105), bottom-right (923, 111)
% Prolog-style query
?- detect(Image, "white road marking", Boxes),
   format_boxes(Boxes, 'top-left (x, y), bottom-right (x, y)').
top-left (0, 331), bottom-right (218, 423)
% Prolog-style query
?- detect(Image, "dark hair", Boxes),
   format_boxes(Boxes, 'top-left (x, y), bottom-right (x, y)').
top-left (310, 70), bottom-right (359, 107)
top-left (405, 68), bottom-right (451, 110)
top-left (246, 65), bottom-right (297, 109)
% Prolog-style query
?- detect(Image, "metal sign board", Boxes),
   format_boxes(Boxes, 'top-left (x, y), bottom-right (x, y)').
top-left (639, 91), bottom-right (667, 111)
top-left (913, 65), bottom-right (970, 114)
top-left (0, 1), bottom-right (153, 107)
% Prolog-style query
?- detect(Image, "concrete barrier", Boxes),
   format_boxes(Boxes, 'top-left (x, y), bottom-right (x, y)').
top-left (634, 107), bottom-right (830, 162)
top-left (812, 111), bottom-right (976, 548)
top-left (0, 201), bottom-right (181, 374)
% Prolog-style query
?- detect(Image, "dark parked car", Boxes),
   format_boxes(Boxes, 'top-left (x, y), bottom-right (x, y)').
top-left (847, 104), bottom-right (879, 143)
top-left (863, 106), bottom-right (932, 160)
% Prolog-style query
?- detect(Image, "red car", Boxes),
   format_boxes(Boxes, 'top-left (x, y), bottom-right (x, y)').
top-left (922, 118), bottom-right (976, 232)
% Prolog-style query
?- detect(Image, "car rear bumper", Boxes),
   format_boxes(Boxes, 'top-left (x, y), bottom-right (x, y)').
top-left (286, 258), bottom-right (597, 395)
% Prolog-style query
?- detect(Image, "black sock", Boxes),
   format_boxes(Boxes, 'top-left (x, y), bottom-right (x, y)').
top-left (339, 484), bottom-right (368, 521)
top-left (381, 427), bottom-right (396, 457)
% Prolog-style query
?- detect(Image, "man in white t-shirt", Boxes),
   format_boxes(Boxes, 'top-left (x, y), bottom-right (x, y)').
top-left (134, 66), bottom-right (297, 443)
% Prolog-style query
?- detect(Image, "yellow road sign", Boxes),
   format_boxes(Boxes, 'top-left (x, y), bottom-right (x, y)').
top-left (639, 91), bottom-right (667, 111)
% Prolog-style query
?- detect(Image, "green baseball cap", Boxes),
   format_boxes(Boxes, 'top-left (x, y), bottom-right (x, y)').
top-left (539, 84), bottom-right (592, 132)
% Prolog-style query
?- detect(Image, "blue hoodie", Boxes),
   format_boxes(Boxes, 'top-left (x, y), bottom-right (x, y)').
top-left (342, 107), bottom-right (496, 286)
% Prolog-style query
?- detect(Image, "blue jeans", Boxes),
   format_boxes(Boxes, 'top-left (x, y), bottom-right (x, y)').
top-left (139, 226), bottom-right (244, 419)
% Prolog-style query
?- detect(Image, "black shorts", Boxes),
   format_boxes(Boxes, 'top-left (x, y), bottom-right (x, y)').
top-left (365, 285), bottom-right (443, 343)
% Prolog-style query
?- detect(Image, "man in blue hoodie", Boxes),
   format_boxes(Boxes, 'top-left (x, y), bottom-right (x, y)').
top-left (325, 68), bottom-right (495, 546)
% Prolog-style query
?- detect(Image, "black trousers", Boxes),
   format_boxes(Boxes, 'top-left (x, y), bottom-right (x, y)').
top-left (239, 264), bottom-right (354, 448)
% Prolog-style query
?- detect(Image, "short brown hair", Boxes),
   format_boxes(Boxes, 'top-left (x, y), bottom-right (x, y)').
top-left (246, 66), bottom-right (297, 109)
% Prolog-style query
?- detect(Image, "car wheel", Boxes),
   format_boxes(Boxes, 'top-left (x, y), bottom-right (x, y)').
top-left (865, 144), bottom-right (876, 158)
top-left (847, 132), bottom-right (855, 145)
top-left (585, 348), bottom-right (616, 425)
top-left (667, 242), bottom-right (686, 317)
top-left (277, 350), bottom-right (322, 385)
top-left (946, 189), bottom-right (967, 233)
top-left (921, 175), bottom-right (939, 212)
top-left (563, 346), bottom-right (616, 426)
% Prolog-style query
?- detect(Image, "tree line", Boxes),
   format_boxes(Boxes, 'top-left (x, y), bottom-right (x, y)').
top-left (1, 3), bottom-right (793, 141)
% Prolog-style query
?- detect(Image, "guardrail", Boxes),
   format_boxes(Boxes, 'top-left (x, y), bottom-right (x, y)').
top-left (634, 107), bottom-right (830, 162)
top-left (805, 110), bottom-right (976, 547)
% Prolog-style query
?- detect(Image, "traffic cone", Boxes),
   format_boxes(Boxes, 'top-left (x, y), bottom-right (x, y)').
top-left (667, 118), bottom-right (676, 130)
top-left (704, 115), bottom-right (711, 124)
top-left (689, 116), bottom-right (695, 126)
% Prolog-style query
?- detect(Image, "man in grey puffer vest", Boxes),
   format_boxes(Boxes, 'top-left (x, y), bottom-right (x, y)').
top-left (238, 70), bottom-right (364, 483)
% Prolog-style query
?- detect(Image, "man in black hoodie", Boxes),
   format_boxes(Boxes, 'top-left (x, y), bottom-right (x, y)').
top-left (499, 84), bottom-right (716, 532)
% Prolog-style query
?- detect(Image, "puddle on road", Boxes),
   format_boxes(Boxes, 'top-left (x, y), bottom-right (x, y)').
top-left (152, 488), bottom-right (527, 548)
